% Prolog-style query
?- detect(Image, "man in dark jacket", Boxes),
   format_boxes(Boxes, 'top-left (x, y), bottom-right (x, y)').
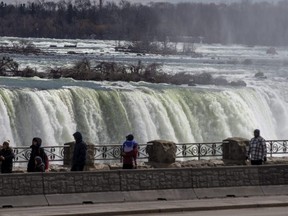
top-left (246, 129), bottom-right (267, 165)
top-left (0, 140), bottom-right (15, 173)
top-left (27, 137), bottom-right (47, 172)
top-left (71, 132), bottom-right (87, 171)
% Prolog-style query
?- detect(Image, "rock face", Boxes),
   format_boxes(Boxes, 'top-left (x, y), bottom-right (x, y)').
top-left (230, 80), bottom-right (247, 87)
top-left (222, 137), bottom-right (249, 163)
top-left (146, 140), bottom-right (177, 163)
top-left (254, 71), bottom-right (267, 79)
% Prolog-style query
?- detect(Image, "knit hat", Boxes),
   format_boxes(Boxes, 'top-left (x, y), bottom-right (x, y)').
top-left (3, 140), bottom-right (10, 145)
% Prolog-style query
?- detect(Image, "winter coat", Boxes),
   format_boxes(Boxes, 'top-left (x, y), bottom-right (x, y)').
top-left (121, 140), bottom-right (138, 166)
top-left (27, 137), bottom-right (47, 172)
top-left (0, 147), bottom-right (14, 173)
top-left (72, 132), bottom-right (87, 167)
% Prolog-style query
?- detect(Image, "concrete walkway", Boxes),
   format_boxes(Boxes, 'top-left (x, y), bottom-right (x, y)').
top-left (1, 195), bottom-right (288, 216)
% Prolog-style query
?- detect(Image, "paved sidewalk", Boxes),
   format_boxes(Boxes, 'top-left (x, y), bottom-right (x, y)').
top-left (1, 195), bottom-right (288, 216)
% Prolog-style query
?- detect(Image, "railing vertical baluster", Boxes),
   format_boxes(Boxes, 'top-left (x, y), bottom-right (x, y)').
top-left (270, 141), bottom-right (273, 158)
top-left (198, 143), bottom-right (201, 160)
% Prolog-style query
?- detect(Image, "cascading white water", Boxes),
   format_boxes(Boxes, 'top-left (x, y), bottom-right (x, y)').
top-left (0, 81), bottom-right (287, 147)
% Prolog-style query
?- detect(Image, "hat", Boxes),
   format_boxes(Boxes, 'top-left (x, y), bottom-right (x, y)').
top-left (3, 140), bottom-right (10, 145)
top-left (126, 134), bottom-right (134, 141)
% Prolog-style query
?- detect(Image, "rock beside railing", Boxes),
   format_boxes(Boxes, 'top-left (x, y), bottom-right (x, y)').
top-left (146, 140), bottom-right (177, 164)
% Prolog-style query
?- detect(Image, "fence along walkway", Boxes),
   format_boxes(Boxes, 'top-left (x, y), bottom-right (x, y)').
top-left (12, 140), bottom-right (288, 164)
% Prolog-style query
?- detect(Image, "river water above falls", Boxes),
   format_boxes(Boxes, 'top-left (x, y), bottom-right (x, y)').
top-left (1, 37), bottom-right (288, 147)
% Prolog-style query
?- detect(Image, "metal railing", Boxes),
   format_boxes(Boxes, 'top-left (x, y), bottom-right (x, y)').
top-left (11, 140), bottom-right (288, 164)
top-left (13, 146), bottom-right (65, 163)
top-left (266, 140), bottom-right (288, 157)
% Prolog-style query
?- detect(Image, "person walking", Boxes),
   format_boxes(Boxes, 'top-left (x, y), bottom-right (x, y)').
top-left (0, 140), bottom-right (15, 173)
top-left (246, 129), bottom-right (267, 165)
top-left (71, 132), bottom-right (87, 171)
top-left (27, 137), bottom-right (48, 172)
top-left (121, 134), bottom-right (138, 169)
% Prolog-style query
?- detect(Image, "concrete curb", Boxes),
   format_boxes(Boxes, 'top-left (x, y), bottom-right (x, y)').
top-left (2, 186), bottom-right (288, 216)
top-left (5, 197), bottom-right (288, 216)
top-left (73, 203), bottom-right (288, 216)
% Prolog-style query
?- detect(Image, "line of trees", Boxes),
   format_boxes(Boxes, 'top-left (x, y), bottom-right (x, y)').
top-left (1, 0), bottom-right (288, 46)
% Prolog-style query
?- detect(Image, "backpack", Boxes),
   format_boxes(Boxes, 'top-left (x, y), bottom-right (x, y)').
top-left (44, 152), bottom-right (49, 170)
top-left (39, 148), bottom-right (49, 171)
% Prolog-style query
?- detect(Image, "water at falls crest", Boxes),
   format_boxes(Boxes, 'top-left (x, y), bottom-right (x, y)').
top-left (0, 80), bottom-right (287, 146)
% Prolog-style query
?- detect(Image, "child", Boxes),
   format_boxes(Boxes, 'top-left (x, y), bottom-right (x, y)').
top-left (121, 134), bottom-right (138, 169)
top-left (35, 156), bottom-right (45, 172)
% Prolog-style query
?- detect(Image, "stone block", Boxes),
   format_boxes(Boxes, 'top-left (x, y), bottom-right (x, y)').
top-left (146, 140), bottom-right (176, 163)
top-left (222, 137), bottom-right (249, 162)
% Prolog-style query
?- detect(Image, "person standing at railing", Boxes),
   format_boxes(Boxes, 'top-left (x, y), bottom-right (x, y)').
top-left (0, 140), bottom-right (15, 173)
top-left (27, 137), bottom-right (48, 172)
top-left (246, 129), bottom-right (267, 165)
top-left (71, 132), bottom-right (87, 171)
top-left (121, 134), bottom-right (138, 169)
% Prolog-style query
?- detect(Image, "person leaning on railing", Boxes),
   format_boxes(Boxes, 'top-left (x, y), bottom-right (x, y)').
top-left (0, 140), bottom-right (15, 173)
top-left (27, 137), bottom-right (48, 172)
top-left (246, 129), bottom-right (267, 165)
top-left (121, 134), bottom-right (138, 169)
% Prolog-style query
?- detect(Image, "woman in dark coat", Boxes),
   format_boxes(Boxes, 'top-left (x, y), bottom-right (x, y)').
top-left (71, 132), bottom-right (87, 171)
top-left (0, 140), bottom-right (15, 173)
top-left (27, 137), bottom-right (47, 172)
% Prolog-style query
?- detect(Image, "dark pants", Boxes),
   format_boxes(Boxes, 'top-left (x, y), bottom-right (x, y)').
top-left (1, 168), bottom-right (12, 173)
top-left (71, 164), bottom-right (85, 171)
top-left (251, 160), bottom-right (263, 165)
top-left (1, 165), bottom-right (12, 173)
top-left (123, 164), bottom-right (133, 169)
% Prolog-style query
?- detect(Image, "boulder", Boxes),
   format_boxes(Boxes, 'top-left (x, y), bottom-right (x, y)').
top-left (229, 80), bottom-right (247, 87)
top-left (222, 137), bottom-right (249, 164)
top-left (254, 71), bottom-right (267, 79)
top-left (146, 140), bottom-right (177, 163)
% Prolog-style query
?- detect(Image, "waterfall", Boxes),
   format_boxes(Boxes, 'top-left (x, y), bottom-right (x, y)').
top-left (0, 81), bottom-right (287, 147)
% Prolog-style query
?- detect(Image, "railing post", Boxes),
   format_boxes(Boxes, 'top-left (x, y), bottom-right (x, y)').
top-left (198, 143), bottom-right (201, 160)
top-left (269, 141), bottom-right (273, 158)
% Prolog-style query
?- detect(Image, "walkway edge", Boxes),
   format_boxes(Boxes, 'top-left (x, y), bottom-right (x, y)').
top-left (46, 202), bottom-right (288, 216)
